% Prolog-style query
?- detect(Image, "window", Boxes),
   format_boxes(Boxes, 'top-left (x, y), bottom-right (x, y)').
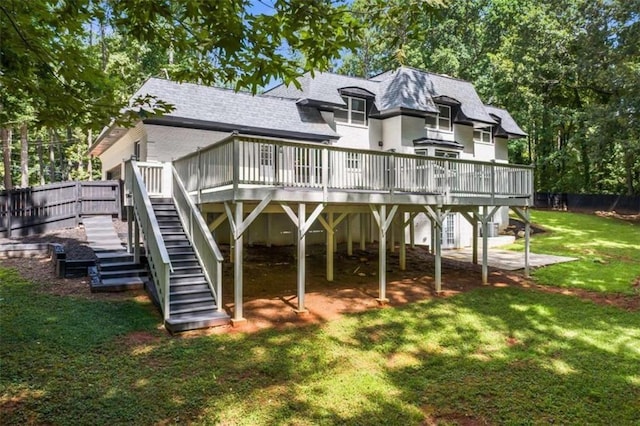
top-left (434, 149), bottom-right (459, 159)
top-left (335, 96), bottom-right (367, 126)
top-left (133, 140), bottom-right (141, 160)
top-left (425, 105), bottom-right (452, 132)
top-left (473, 127), bottom-right (493, 144)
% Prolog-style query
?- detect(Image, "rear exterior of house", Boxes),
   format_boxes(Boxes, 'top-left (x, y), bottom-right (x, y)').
top-left (89, 67), bottom-right (532, 331)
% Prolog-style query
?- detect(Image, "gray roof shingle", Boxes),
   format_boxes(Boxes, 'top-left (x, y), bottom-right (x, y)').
top-left (132, 78), bottom-right (339, 140)
top-left (485, 105), bottom-right (527, 137)
top-left (266, 67), bottom-right (500, 124)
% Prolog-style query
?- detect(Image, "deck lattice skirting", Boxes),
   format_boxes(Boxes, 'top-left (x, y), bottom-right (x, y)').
top-left (128, 134), bottom-right (534, 328)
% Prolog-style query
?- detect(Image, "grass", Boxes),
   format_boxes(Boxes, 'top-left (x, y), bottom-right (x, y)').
top-left (509, 210), bottom-right (640, 294)
top-left (1, 265), bottom-right (639, 425)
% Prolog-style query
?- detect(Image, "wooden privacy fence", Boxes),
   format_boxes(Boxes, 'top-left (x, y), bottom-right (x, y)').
top-left (0, 181), bottom-right (121, 238)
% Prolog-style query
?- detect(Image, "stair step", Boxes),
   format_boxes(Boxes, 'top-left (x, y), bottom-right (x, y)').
top-left (172, 266), bottom-right (203, 273)
top-left (162, 235), bottom-right (189, 241)
top-left (99, 261), bottom-right (140, 271)
top-left (171, 259), bottom-right (200, 267)
top-left (165, 311), bottom-right (230, 333)
top-left (164, 241), bottom-right (191, 248)
top-left (151, 198), bottom-right (173, 204)
top-left (92, 276), bottom-right (146, 292)
top-left (170, 303), bottom-right (218, 316)
top-left (170, 288), bottom-right (212, 299)
top-left (171, 274), bottom-right (206, 284)
top-left (170, 297), bottom-right (216, 310)
top-left (170, 281), bottom-right (210, 291)
top-left (95, 251), bottom-right (133, 263)
top-left (167, 253), bottom-right (197, 261)
top-left (100, 269), bottom-right (147, 279)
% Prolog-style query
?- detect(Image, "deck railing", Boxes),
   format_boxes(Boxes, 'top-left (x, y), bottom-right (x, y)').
top-left (135, 161), bottom-right (172, 197)
top-left (171, 166), bottom-right (224, 312)
top-left (173, 135), bottom-right (534, 200)
top-left (124, 160), bottom-right (173, 320)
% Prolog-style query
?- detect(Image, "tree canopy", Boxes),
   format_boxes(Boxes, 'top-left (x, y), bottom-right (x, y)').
top-left (341, 0), bottom-right (640, 195)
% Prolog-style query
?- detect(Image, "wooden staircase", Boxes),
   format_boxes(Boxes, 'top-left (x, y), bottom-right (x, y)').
top-left (151, 198), bottom-right (229, 332)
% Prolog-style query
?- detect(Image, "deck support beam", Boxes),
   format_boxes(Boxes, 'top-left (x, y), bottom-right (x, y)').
top-left (459, 211), bottom-right (479, 265)
top-left (317, 212), bottom-right (347, 282)
top-left (223, 197), bottom-right (275, 323)
top-left (369, 204), bottom-right (398, 303)
top-left (347, 214), bottom-right (353, 256)
top-left (424, 206), bottom-right (448, 293)
top-left (281, 202), bottom-right (326, 312)
top-left (511, 206), bottom-right (531, 277)
top-left (409, 213), bottom-right (415, 249)
top-left (473, 206), bottom-right (501, 284)
top-left (359, 213), bottom-right (366, 250)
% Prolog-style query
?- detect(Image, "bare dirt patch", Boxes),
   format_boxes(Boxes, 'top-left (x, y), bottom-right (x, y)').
top-left (594, 210), bottom-right (640, 223)
top-left (3, 231), bottom-right (637, 336)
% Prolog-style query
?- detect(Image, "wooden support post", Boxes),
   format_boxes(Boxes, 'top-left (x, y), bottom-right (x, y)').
top-left (472, 219), bottom-right (479, 265)
top-left (424, 206), bottom-right (447, 293)
top-left (326, 212), bottom-right (334, 282)
top-left (525, 208), bottom-right (531, 278)
top-left (233, 201), bottom-right (244, 322)
top-left (482, 205), bottom-right (489, 284)
top-left (370, 204), bottom-right (398, 304)
top-left (229, 230), bottom-right (234, 263)
top-left (297, 203), bottom-right (307, 313)
top-left (399, 217), bottom-right (406, 271)
top-left (409, 214), bottom-right (415, 249)
top-left (133, 217), bottom-right (140, 264)
top-left (347, 214), bottom-right (353, 256)
top-left (360, 213), bottom-right (366, 250)
top-left (389, 218), bottom-right (395, 252)
top-left (434, 210), bottom-right (442, 293)
top-left (377, 205), bottom-right (388, 302)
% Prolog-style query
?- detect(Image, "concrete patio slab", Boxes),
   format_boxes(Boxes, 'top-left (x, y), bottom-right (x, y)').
top-left (442, 248), bottom-right (578, 271)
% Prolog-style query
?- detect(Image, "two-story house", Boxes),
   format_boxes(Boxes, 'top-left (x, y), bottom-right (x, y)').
top-left (90, 66), bottom-right (531, 330)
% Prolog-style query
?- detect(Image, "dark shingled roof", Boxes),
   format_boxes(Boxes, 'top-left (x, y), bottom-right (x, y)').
top-left (266, 67), bottom-right (499, 124)
top-left (132, 78), bottom-right (339, 139)
top-left (485, 105), bottom-right (527, 138)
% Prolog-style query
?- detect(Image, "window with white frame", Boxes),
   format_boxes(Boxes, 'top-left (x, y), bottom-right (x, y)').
top-left (434, 149), bottom-right (459, 159)
top-left (335, 96), bottom-right (367, 126)
top-left (473, 126), bottom-right (493, 144)
top-left (425, 105), bottom-right (452, 132)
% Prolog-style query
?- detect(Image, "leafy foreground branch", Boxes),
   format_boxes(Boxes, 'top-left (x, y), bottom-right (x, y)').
top-left (1, 267), bottom-right (638, 425)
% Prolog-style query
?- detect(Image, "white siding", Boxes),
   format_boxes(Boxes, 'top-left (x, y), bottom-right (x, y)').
top-left (145, 125), bottom-right (230, 162)
top-left (495, 136), bottom-right (509, 163)
top-left (98, 122), bottom-right (146, 179)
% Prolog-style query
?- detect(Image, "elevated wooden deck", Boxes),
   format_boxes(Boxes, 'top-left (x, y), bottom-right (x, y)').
top-left (170, 134), bottom-right (533, 208)
top-left (132, 134), bottom-right (534, 326)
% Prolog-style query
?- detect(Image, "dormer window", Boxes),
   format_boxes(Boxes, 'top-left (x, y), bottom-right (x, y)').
top-left (473, 126), bottom-right (493, 144)
top-left (425, 105), bottom-right (452, 132)
top-left (335, 96), bottom-right (367, 126)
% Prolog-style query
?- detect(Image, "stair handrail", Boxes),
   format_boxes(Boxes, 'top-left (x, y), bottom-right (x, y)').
top-left (171, 165), bottom-right (224, 312)
top-left (124, 159), bottom-right (173, 320)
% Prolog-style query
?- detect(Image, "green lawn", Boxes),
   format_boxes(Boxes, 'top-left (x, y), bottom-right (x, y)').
top-left (1, 266), bottom-right (639, 425)
top-left (510, 210), bottom-right (640, 294)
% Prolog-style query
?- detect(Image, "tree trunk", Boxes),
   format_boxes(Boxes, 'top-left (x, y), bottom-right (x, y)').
top-left (38, 136), bottom-right (45, 185)
top-left (20, 124), bottom-right (28, 187)
top-left (87, 128), bottom-right (93, 181)
top-left (1, 128), bottom-right (12, 190)
top-left (49, 128), bottom-right (56, 183)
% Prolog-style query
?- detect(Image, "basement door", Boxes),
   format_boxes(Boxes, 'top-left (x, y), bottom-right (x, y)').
top-left (441, 213), bottom-right (456, 249)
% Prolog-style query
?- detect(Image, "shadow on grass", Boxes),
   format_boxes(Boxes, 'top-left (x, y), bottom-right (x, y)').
top-left (2, 265), bottom-right (639, 425)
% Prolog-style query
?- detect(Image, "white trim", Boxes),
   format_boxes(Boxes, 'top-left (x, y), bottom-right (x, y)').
top-left (335, 95), bottom-right (368, 126)
top-left (425, 104), bottom-right (452, 132)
